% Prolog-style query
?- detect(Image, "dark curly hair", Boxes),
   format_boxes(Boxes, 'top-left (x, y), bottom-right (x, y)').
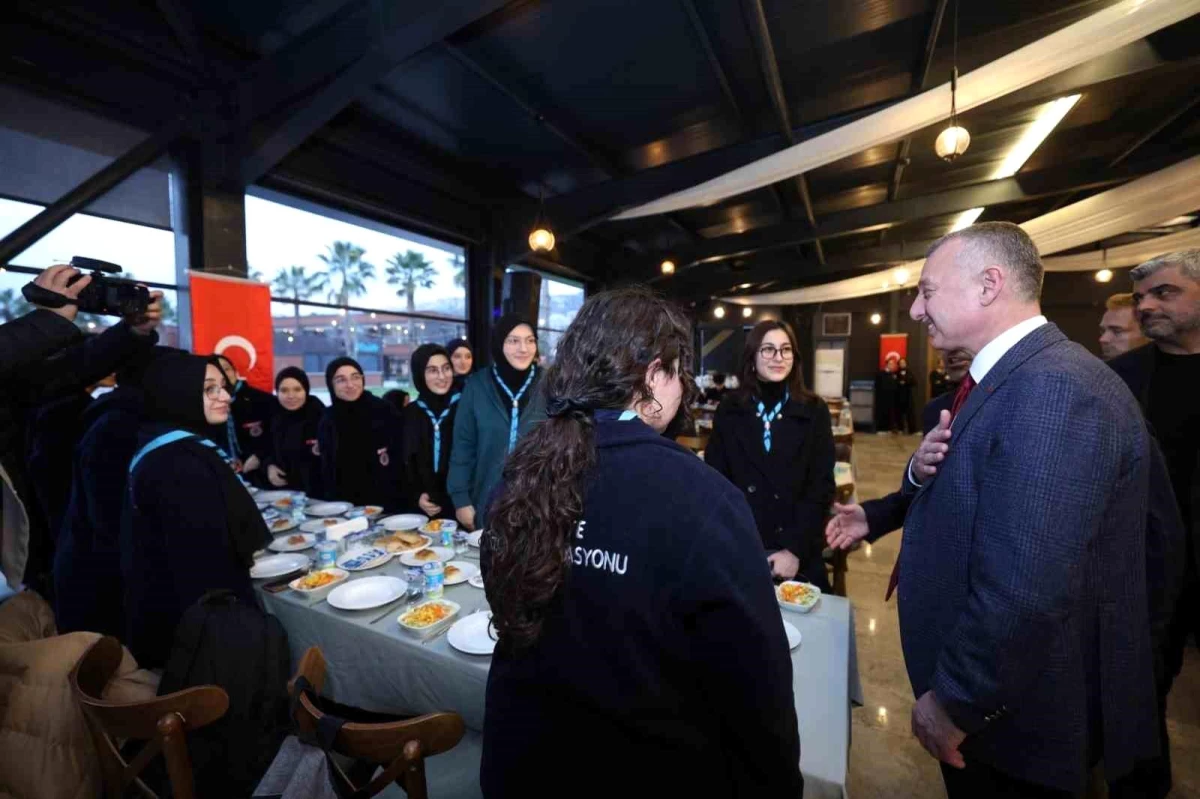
top-left (485, 286), bottom-right (696, 650)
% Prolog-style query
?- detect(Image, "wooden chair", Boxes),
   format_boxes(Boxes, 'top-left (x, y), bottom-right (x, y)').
top-left (675, 434), bottom-right (709, 453)
top-left (289, 646), bottom-right (465, 799)
top-left (69, 635), bottom-right (229, 799)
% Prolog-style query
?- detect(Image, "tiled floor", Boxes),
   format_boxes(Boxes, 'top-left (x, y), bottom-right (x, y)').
top-left (844, 432), bottom-right (1200, 799)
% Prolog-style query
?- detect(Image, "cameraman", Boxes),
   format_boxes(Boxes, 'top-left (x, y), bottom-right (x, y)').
top-left (0, 263), bottom-right (163, 596)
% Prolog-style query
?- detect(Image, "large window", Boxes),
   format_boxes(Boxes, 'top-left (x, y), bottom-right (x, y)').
top-left (247, 190), bottom-right (468, 402)
top-left (503, 267), bottom-right (584, 364)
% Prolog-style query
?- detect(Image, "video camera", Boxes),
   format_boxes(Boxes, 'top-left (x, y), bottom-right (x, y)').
top-left (22, 256), bottom-right (151, 317)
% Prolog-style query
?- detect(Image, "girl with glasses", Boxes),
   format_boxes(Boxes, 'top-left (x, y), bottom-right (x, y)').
top-left (212, 354), bottom-right (277, 488)
top-left (264, 366), bottom-right (326, 495)
top-left (316, 357), bottom-right (407, 510)
top-left (401, 344), bottom-right (460, 519)
top-left (447, 314), bottom-right (547, 531)
top-left (706, 320), bottom-right (836, 589)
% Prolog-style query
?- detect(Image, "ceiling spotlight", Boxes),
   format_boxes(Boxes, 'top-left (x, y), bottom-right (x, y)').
top-left (287, 335), bottom-right (294, 343)
top-left (737, 282), bottom-right (753, 290)
top-left (661, 260), bottom-right (675, 275)
top-left (742, 306), bottom-right (753, 318)
top-left (870, 312), bottom-right (882, 325)
top-left (892, 267), bottom-right (910, 284)
top-left (1095, 268), bottom-right (1113, 283)
top-left (713, 305), bottom-right (726, 319)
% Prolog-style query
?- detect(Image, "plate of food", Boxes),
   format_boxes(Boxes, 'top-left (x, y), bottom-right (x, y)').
top-left (300, 518), bottom-right (344, 534)
top-left (289, 568), bottom-right (348, 600)
top-left (467, 573), bottom-right (485, 589)
top-left (250, 553), bottom-right (310, 579)
top-left (268, 516), bottom-right (299, 534)
top-left (336, 546), bottom-right (393, 572)
top-left (327, 575), bottom-right (406, 611)
top-left (377, 531), bottom-right (431, 554)
top-left (419, 519), bottom-right (449, 535)
top-left (399, 546), bottom-right (455, 567)
top-left (397, 599), bottom-right (460, 637)
top-left (269, 532), bottom-right (316, 552)
top-left (447, 611), bottom-right (496, 655)
top-left (776, 581), bottom-right (821, 613)
top-left (782, 619), bottom-right (802, 651)
top-left (345, 505), bottom-right (385, 520)
top-left (379, 514), bottom-right (427, 532)
top-left (443, 561), bottom-right (479, 586)
top-left (306, 501), bottom-right (353, 517)
top-left (256, 490), bottom-right (294, 504)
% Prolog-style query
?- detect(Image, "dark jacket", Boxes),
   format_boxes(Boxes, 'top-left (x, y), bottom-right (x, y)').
top-left (54, 388), bottom-right (145, 636)
top-left (401, 399), bottom-right (458, 517)
top-left (224, 381), bottom-right (277, 486)
top-left (705, 392), bottom-right (835, 585)
top-left (266, 396), bottom-right (325, 497)
top-left (898, 324), bottom-right (1158, 791)
top-left (481, 417), bottom-right (803, 797)
top-left (447, 369), bottom-right (547, 525)
top-left (316, 393), bottom-right (406, 511)
top-left (25, 390), bottom-right (92, 543)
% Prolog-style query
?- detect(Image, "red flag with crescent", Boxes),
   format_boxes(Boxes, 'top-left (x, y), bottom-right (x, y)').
top-left (189, 272), bottom-right (275, 392)
top-left (878, 333), bottom-right (908, 369)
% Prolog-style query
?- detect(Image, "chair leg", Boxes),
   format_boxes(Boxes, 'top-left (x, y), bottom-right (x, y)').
top-left (158, 713), bottom-right (195, 799)
top-left (401, 740), bottom-right (427, 799)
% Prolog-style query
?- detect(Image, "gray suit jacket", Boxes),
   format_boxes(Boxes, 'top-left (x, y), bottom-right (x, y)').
top-left (898, 323), bottom-right (1158, 791)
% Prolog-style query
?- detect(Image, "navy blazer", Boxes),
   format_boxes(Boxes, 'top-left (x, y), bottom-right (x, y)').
top-left (898, 323), bottom-right (1158, 791)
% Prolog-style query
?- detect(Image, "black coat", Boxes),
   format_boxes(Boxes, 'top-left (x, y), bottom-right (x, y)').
top-left (316, 394), bottom-right (407, 511)
top-left (401, 399), bottom-right (458, 516)
top-left (705, 392), bottom-right (835, 583)
top-left (121, 428), bottom-right (267, 668)
top-left (25, 390), bottom-right (92, 542)
top-left (266, 396), bottom-right (325, 496)
top-left (54, 388), bottom-right (144, 636)
top-left (223, 382), bottom-right (277, 486)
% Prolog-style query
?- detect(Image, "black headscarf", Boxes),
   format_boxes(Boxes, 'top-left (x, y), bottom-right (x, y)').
top-left (491, 314), bottom-right (538, 410)
top-left (140, 352), bottom-right (219, 438)
top-left (447, 338), bottom-right (473, 392)
top-left (275, 366), bottom-right (310, 395)
top-left (412, 344), bottom-right (454, 415)
top-left (324, 356), bottom-right (375, 495)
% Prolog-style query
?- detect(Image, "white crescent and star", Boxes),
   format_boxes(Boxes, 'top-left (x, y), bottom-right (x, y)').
top-left (214, 335), bottom-right (258, 372)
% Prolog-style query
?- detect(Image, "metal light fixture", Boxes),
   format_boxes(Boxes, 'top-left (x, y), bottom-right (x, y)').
top-left (661, 259), bottom-right (676, 275)
top-left (528, 184), bottom-right (556, 253)
top-left (742, 306), bottom-right (753, 318)
top-left (935, 0), bottom-right (970, 163)
top-left (870, 312), bottom-right (883, 325)
top-left (713, 305), bottom-right (726, 319)
top-left (1095, 268), bottom-right (1113, 283)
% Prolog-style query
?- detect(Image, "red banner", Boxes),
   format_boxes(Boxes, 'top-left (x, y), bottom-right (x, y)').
top-left (189, 272), bottom-right (275, 392)
top-left (879, 333), bottom-right (908, 369)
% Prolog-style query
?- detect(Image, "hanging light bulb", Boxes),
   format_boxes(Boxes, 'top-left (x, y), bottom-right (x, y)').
top-left (528, 184), bottom-right (556, 253)
top-left (661, 259), bottom-right (675, 275)
top-left (892, 267), bottom-right (911, 284)
top-left (713, 305), bottom-right (726, 319)
top-left (870, 313), bottom-right (883, 325)
top-left (936, 1), bottom-right (970, 163)
top-left (742, 306), bottom-right (753, 318)
top-left (1095, 268), bottom-right (1113, 283)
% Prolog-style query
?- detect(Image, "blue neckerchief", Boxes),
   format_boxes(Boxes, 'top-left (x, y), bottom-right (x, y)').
top-left (416, 393), bottom-right (461, 472)
top-left (130, 430), bottom-right (242, 482)
top-left (493, 365), bottom-right (537, 452)
top-left (225, 380), bottom-right (244, 461)
top-left (755, 388), bottom-right (789, 452)
top-left (594, 409), bottom-right (639, 422)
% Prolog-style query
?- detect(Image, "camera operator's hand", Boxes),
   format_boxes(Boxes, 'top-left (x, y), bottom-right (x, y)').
top-left (33, 264), bottom-right (92, 321)
top-left (127, 290), bottom-right (164, 336)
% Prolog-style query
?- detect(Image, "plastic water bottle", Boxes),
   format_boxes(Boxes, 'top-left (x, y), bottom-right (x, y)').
top-left (423, 562), bottom-right (445, 599)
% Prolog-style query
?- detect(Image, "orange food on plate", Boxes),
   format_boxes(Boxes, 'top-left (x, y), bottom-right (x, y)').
top-left (779, 582), bottom-right (816, 605)
top-left (271, 519), bottom-right (291, 530)
top-left (445, 565), bottom-right (461, 579)
top-left (296, 571), bottom-right (339, 590)
top-left (322, 519), bottom-right (339, 527)
top-left (287, 535), bottom-right (306, 545)
top-left (413, 548), bottom-right (438, 562)
top-left (401, 602), bottom-right (452, 628)
top-left (380, 533), bottom-right (426, 553)
top-left (422, 519), bottom-right (445, 533)
top-left (272, 499), bottom-right (291, 508)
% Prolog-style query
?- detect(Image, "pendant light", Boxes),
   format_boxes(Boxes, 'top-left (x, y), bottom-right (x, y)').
top-left (935, 0), bottom-right (970, 162)
top-left (528, 184), bottom-right (556, 253)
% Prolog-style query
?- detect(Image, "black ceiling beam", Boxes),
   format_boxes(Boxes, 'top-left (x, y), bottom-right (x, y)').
top-left (154, 0), bottom-right (209, 75)
top-left (744, 0), bottom-right (825, 265)
top-left (240, 0), bottom-right (516, 185)
top-left (888, 0), bottom-right (949, 202)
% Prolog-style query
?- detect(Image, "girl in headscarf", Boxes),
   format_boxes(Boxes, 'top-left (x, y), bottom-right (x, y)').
top-left (121, 353), bottom-right (267, 668)
top-left (316, 356), bottom-right (406, 510)
top-left (402, 345), bottom-right (459, 518)
top-left (213, 353), bottom-right (276, 487)
top-left (447, 315), bottom-right (546, 530)
top-left (265, 366), bottom-right (325, 495)
top-left (446, 338), bottom-right (474, 393)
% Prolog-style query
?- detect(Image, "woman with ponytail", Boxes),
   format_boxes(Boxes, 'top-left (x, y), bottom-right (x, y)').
top-left (481, 287), bottom-right (803, 797)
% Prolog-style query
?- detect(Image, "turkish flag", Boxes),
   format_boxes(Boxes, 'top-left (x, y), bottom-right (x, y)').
top-left (879, 333), bottom-right (908, 369)
top-left (189, 272), bottom-right (275, 392)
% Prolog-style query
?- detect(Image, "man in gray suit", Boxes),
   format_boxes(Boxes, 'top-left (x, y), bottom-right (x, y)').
top-left (898, 222), bottom-right (1159, 797)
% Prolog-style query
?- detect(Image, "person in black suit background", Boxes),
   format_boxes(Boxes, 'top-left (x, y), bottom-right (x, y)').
top-left (874, 356), bottom-right (898, 432)
top-left (930, 356), bottom-right (951, 399)
top-left (702, 371), bottom-right (728, 405)
top-left (706, 320), bottom-right (835, 588)
top-left (894, 357), bottom-right (916, 434)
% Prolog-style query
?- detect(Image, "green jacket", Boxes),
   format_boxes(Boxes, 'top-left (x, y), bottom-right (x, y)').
top-left (447, 368), bottom-right (547, 524)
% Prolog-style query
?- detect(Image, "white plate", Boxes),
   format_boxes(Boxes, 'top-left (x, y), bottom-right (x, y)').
top-left (250, 553), bottom-right (310, 579)
top-left (443, 561), bottom-right (479, 586)
top-left (306, 501), bottom-right (353, 517)
top-left (782, 620), bottom-right (802, 651)
top-left (346, 505), bottom-right (385, 519)
top-left (380, 514), bottom-right (427, 531)
top-left (399, 546), bottom-right (455, 567)
top-left (468, 574), bottom-right (485, 589)
top-left (256, 491), bottom-right (295, 502)
top-left (336, 546), bottom-right (394, 572)
top-left (397, 599), bottom-right (461, 637)
top-left (300, 517), bottom-right (346, 534)
top-left (255, 498), bottom-right (271, 509)
top-left (776, 581), bottom-right (822, 614)
top-left (269, 532), bottom-right (316, 552)
top-left (267, 517), bottom-right (299, 535)
top-left (447, 611), bottom-right (496, 655)
top-left (327, 575), bottom-right (407, 611)
top-left (289, 568), bottom-right (349, 600)
top-left (466, 529), bottom-right (483, 548)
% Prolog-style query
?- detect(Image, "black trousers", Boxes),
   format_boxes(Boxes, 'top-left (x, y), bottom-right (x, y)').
top-left (941, 762), bottom-right (1074, 799)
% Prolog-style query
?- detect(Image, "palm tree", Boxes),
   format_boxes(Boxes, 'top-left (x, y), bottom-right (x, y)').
top-left (0, 288), bottom-right (33, 322)
top-left (452, 253), bottom-right (466, 289)
top-left (386, 250), bottom-right (436, 312)
top-left (318, 241), bottom-right (374, 355)
top-left (273, 265), bottom-right (325, 327)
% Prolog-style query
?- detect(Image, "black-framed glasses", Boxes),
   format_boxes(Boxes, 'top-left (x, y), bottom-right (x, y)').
top-left (759, 344), bottom-right (794, 360)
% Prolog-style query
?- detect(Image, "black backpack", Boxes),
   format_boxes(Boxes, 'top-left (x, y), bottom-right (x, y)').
top-left (157, 590), bottom-right (292, 797)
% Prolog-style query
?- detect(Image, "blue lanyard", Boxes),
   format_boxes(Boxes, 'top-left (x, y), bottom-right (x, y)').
top-left (594, 409), bottom-right (639, 422)
top-left (756, 388), bottom-right (789, 453)
top-left (130, 430), bottom-right (240, 477)
top-left (416, 393), bottom-right (461, 472)
top-left (225, 380), bottom-right (244, 461)
top-left (493, 365), bottom-right (536, 452)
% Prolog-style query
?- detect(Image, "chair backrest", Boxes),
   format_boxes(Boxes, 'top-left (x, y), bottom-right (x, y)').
top-left (289, 647), bottom-right (466, 799)
top-left (69, 636), bottom-right (230, 799)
